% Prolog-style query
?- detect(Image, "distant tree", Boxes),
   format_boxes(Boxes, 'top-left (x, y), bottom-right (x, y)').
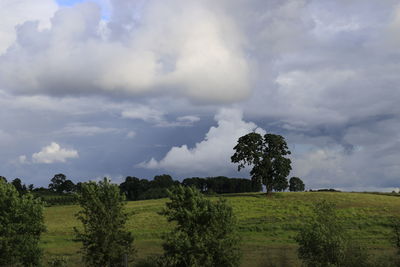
top-left (0, 179), bottom-right (46, 266)
top-left (152, 174), bottom-right (174, 188)
top-left (273, 176), bottom-right (289, 192)
top-left (28, 184), bottom-right (34, 191)
top-left (74, 178), bottom-right (135, 266)
top-left (11, 178), bottom-right (28, 195)
top-left (183, 177), bottom-right (208, 192)
top-left (63, 179), bottom-right (76, 193)
top-left (0, 176), bottom-right (7, 183)
top-left (161, 186), bottom-right (241, 267)
top-left (289, 177), bottom-right (305, 192)
top-left (49, 173), bottom-right (67, 193)
top-left (231, 133), bottom-right (292, 196)
top-left (49, 173), bottom-right (75, 193)
top-left (120, 176), bottom-right (141, 200)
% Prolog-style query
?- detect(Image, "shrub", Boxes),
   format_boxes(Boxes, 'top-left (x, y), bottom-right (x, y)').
top-left (295, 201), bottom-right (347, 267)
top-left (161, 186), bottom-right (241, 267)
top-left (0, 179), bottom-right (45, 266)
top-left (74, 178), bottom-right (135, 266)
top-left (295, 200), bottom-right (374, 267)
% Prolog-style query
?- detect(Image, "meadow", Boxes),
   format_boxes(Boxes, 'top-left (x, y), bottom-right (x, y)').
top-left (41, 192), bottom-right (400, 266)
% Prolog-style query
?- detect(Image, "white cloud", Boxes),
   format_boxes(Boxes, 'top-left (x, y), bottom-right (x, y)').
top-left (126, 131), bottom-right (136, 139)
top-left (177, 115), bottom-right (200, 123)
top-left (18, 155), bottom-right (27, 164)
top-left (121, 105), bottom-right (164, 123)
top-left (122, 105), bottom-right (200, 127)
top-left (0, 0), bottom-right (57, 54)
top-left (32, 142), bottom-right (79, 164)
top-left (0, 1), bottom-right (250, 103)
top-left (58, 123), bottom-right (120, 136)
top-left (139, 108), bottom-right (265, 175)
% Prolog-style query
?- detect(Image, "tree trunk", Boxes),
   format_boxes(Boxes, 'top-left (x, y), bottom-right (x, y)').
top-left (266, 184), bottom-right (273, 197)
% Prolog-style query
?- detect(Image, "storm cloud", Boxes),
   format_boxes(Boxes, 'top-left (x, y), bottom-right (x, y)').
top-left (0, 0), bottom-right (400, 190)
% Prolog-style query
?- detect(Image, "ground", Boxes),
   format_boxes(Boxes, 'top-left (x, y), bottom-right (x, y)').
top-left (41, 192), bottom-right (400, 266)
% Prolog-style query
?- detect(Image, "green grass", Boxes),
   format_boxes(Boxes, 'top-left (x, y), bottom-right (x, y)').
top-left (41, 192), bottom-right (400, 266)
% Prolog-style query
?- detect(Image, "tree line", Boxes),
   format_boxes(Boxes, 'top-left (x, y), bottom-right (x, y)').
top-left (1, 173), bottom-right (305, 206)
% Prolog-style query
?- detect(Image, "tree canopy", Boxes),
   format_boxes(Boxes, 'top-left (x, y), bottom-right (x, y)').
top-left (289, 177), bottom-right (305, 192)
top-left (0, 179), bottom-right (45, 266)
top-left (231, 133), bottom-right (292, 195)
top-left (74, 178), bottom-right (135, 266)
top-left (161, 186), bottom-right (241, 267)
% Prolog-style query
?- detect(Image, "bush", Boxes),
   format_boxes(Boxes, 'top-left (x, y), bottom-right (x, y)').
top-left (74, 178), bottom-right (135, 266)
top-left (161, 186), bottom-right (241, 267)
top-left (48, 256), bottom-right (69, 267)
top-left (295, 200), bottom-right (374, 267)
top-left (295, 201), bottom-right (347, 267)
top-left (0, 179), bottom-right (45, 266)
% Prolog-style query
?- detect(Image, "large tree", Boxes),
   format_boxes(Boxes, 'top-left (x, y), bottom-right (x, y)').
top-left (74, 178), bottom-right (135, 266)
top-left (0, 179), bottom-right (45, 266)
top-left (231, 133), bottom-right (292, 196)
top-left (162, 186), bottom-right (241, 267)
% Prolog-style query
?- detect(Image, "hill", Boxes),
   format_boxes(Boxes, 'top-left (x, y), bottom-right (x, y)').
top-left (41, 192), bottom-right (400, 266)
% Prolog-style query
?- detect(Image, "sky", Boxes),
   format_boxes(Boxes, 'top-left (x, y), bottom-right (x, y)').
top-left (0, 0), bottom-right (399, 191)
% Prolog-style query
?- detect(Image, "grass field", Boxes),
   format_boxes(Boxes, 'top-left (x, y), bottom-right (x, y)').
top-left (41, 192), bottom-right (400, 266)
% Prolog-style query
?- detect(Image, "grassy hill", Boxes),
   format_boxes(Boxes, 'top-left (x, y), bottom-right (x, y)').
top-left (41, 192), bottom-right (400, 266)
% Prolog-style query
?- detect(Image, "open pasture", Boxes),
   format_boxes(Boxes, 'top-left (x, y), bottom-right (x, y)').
top-left (41, 192), bottom-right (400, 266)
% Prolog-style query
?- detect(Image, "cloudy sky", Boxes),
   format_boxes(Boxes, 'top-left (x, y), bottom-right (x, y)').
top-left (1, 0), bottom-right (399, 191)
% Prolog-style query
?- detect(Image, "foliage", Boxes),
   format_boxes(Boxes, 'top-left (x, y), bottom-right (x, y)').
top-left (231, 133), bottom-right (292, 195)
top-left (49, 173), bottom-right (76, 193)
top-left (295, 200), bottom-right (349, 267)
top-left (152, 174), bottom-right (174, 189)
top-left (0, 175), bottom-right (7, 182)
top-left (120, 176), bottom-right (143, 201)
top-left (120, 175), bottom-right (174, 201)
top-left (11, 177), bottom-right (28, 195)
top-left (182, 176), bottom-right (262, 194)
top-left (74, 178), bottom-right (135, 266)
top-left (48, 256), bottom-right (69, 267)
top-left (391, 217), bottom-right (400, 255)
top-left (289, 177), bottom-right (305, 192)
top-left (161, 186), bottom-right (241, 267)
top-left (273, 176), bottom-right (289, 192)
top-left (0, 179), bottom-right (46, 266)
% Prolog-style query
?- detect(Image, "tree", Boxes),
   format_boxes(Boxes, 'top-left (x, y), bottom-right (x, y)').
top-left (11, 178), bottom-right (28, 195)
top-left (74, 178), bottom-right (135, 266)
top-left (161, 186), bottom-right (241, 267)
top-left (273, 176), bottom-right (289, 192)
top-left (119, 176), bottom-right (141, 201)
top-left (152, 174), bottom-right (174, 188)
top-left (63, 179), bottom-right (76, 193)
top-left (49, 173), bottom-right (67, 193)
top-left (0, 179), bottom-right (45, 266)
top-left (295, 201), bottom-right (347, 267)
top-left (289, 177), bottom-right (305, 192)
top-left (231, 133), bottom-right (292, 196)
top-left (49, 173), bottom-right (75, 193)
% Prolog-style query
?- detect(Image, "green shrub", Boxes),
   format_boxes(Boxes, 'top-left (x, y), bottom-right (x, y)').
top-left (295, 200), bottom-right (347, 267)
top-left (48, 256), bottom-right (69, 267)
top-left (0, 179), bottom-right (45, 266)
top-left (74, 178), bottom-right (135, 266)
top-left (161, 186), bottom-right (241, 267)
